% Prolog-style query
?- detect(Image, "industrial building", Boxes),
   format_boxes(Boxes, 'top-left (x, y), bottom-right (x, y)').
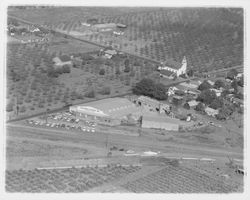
top-left (69, 97), bottom-right (139, 126)
top-left (137, 96), bottom-right (171, 113)
top-left (141, 115), bottom-right (180, 131)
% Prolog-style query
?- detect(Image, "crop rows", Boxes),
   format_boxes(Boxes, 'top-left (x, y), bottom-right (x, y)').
top-left (122, 164), bottom-right (239, 193)
top-left (54, 8), bottom-right (243, 72)
top-left (6, 165), bottom-right (141, 192)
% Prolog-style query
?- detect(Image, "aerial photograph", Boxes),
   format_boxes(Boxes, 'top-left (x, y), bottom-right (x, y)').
top-left (5, 5), bottom-right (245, 193)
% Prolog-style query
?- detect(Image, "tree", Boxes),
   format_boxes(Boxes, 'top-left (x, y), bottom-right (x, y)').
top-left (198, 80), bottom-right (212, 91)
top-left (227, 69), bottom-right (238, 80)
top-left (62, 65), bottom-right (71, 73)
top-left (132, 78), bottom-right (167, 100)
top-left (183, 102), bottom-right (190, 110)
top-left (231, 80), bottom-right (238, 94)
top-left (217, 107), bottom-right (232, 120)
top-left (153, 83), bottom-right (167, 100)
top-left (209, 97), bottom-right (224, 110)
top-left (99, 86), bottom-right (111, 95)
top-left (132, 78), bottom-right (155, 97)
top-left (6, 102), bottom-right (14, 112)
top-left (197, 89), bottom-right (216, 105)
top-left (19, 105), bottom-right (26, 113)
top-left (238, 76), bottom-right (244, 87)
top-left (124, 59), bottom-right (130, 73)
top-left (234, 92), bottom-right (243, 100)
top-left (195, 102), bottom-right (205, 113)
top-left (214, 79), bottom-right (225, 89)
top-left (99, 68), bottom-right (105, 75)
top-left (85, 90), bottom-right (95, 98)
top-left (187, 69), bottom-right (194, 77)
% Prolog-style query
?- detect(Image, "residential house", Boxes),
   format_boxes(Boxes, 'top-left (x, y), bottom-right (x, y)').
top-left (233, 98), bottom-right (243, 107)
top-left (205, 107), bottom-right (219, 117)
top-left (207, 80), bottom-right (215, 86)
top-left (104, 49), bottom-right (117, 59)
top-left (53, 55), bottom-right (72, 67)
top-left (167, 86), bottom-right (178, 96)
top-left (113, 31), bottom-right (124, 36)
top-left (187, 100), bottom-right (199, 108)
top-left (210, 88), bottom-right (222, 97)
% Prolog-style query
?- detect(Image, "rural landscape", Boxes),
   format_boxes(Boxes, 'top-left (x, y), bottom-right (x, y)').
top-left (5, 6), bottom-right (244, 193)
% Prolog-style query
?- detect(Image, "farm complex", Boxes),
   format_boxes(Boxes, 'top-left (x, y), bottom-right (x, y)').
top-left (5, 6), bottom-right (245, 194)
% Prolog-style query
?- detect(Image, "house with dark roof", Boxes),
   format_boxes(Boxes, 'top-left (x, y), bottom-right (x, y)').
top-left (158, 56), bottom-right (187, 78)
top-left (116, 23), bottom-right (127, 28)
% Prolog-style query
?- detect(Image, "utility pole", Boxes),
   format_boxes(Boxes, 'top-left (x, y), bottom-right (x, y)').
top-left (15, 96), bottom-right (19, 116)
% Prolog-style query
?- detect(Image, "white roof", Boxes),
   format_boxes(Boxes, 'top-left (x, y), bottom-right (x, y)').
top-left (71, 97), bottom-right (139, 118)
top-left (188, 100), bottom-right (199, 107)
top-left (70, 106), bottom-right (108, 117)
top-left (207, 80), bottom-right (215, 85)
top-left (205, 107), bottom-right (219, 114)
top-left (180, 82), bottom-right (198, 89)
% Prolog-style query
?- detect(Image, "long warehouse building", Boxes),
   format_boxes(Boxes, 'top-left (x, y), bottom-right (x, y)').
top-left (69, 97), bottom-right (140, 126)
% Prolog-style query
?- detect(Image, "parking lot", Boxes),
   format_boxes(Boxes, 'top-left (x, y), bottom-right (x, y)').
top-left (26, 111), bottom-right (97, 133)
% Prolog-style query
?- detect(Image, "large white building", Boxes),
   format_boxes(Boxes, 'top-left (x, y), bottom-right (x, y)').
top-left (158, 56), bottom-right (187, 78)
top-left (70, 98), bottom-right (139, 126)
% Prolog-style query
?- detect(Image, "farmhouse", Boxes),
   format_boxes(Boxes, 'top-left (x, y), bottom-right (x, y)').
top-left (205, 107), bottom-right (219, 117)
top-left (69, 97), bottom-right (139, 126)
top-left (158, 56), bottom-right (187, 78)
top-left (53, 55), bottom-right (72, 67)
top-left (104, 49), bottom-right (117, 59)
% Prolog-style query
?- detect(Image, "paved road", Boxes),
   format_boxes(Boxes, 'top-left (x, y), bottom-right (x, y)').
top-left (7, 123), bottom-right (243, 161)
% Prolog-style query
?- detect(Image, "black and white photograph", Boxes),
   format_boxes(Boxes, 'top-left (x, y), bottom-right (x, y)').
top-left (1, 0), bottom-right (249, 198)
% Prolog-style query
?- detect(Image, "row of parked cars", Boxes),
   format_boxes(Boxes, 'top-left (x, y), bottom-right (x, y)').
top-left (48, 111), bottom-right (97, 127)
top-left (26, 119), bottom-right (96, 133)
